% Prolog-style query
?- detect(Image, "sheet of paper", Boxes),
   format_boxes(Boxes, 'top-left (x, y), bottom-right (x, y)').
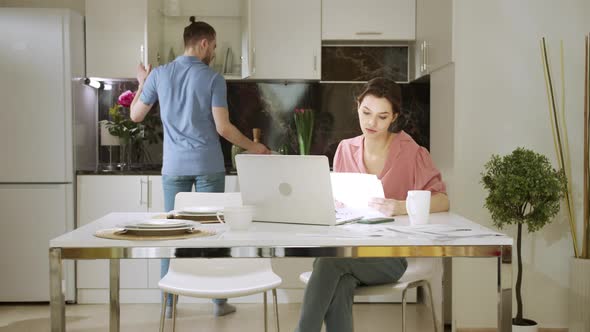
top-left (330, 172), bottom-right (386, 218)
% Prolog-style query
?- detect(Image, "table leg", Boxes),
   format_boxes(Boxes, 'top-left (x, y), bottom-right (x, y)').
top-left (50, 248), bottom-right (65, 332)
top-left (110, 259), bottom-right (120, 332)
top-left (498, 248), bottom-right (513, 332)
top-left (442, 257), bottom-right (452, 332)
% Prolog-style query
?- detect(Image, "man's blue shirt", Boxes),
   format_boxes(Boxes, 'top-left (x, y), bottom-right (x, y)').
top-left (141, 56), bottom-right (227, 176)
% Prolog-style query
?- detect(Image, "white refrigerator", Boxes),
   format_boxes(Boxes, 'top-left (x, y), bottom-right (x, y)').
top-left (0, 8), bottom-right (84, 301)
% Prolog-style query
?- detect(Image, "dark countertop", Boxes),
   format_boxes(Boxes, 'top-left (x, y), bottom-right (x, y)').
top-left (76, 169), bottom-right (163, 176)
top-left (76, 167), bottom-right (238, 176)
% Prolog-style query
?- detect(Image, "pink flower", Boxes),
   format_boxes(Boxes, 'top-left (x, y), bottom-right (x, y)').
top-left (118, 90), bottom-right (136, 108)
top-left (295, 108), bottom-right (305, 114)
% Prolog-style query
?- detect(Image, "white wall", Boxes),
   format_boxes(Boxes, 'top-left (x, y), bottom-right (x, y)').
top-left (0, 0), bottom-right (85, 14)
top-left (448, 0), bottom-right (590, 328)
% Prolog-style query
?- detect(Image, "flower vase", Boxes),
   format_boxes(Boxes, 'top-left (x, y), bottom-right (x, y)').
top-left (119, 140), bottom-right (134, 170)
top-left (297, 134), bottom-right (310, 155)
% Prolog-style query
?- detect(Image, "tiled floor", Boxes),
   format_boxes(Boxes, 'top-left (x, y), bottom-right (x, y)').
top-left (0, 302), bottom-right (437, 332)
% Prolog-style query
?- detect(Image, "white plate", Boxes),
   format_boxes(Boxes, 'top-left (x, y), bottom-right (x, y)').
top-left (122, 219), bottom-right (197, 229)
top-left (179, 206), bottom-right (224, 214)
top-left (124, 225), bottom-right (194, 232)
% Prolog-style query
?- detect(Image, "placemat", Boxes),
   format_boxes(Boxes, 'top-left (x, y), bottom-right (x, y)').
top-left (94, 228), bottom-right (216, 241)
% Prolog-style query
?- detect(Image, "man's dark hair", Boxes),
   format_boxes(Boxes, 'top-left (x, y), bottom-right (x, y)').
top-left (183, 16), bottom-right (216, 47)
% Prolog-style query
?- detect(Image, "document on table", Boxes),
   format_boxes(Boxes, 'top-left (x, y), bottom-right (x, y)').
top-left (382, 224), bottom-right (505, 239)
top-left (330, 172), bottom-right (386, 219)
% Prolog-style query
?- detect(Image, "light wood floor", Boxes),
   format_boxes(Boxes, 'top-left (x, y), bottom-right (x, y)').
top-left (0, 302), bottom-right (438, 332)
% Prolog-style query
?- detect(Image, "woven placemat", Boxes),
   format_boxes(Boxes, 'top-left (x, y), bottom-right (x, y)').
top-left (94, 228), bottom-right (216, 241)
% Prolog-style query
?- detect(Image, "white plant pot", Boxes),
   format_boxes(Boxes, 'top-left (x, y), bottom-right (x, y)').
top-left (512, 323), bottom-right (538, 332)
top-left (569, 257), bottom-right (590, 332)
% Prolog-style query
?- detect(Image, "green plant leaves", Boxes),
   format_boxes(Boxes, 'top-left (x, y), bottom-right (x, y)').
top-left (481, 147), bottom-right (567, 233)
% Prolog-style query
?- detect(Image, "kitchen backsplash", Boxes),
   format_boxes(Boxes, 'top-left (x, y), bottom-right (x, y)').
top-left (322, 46), bottom-right (409, 82)
top-left (97, 80), bottom-right (429, 170)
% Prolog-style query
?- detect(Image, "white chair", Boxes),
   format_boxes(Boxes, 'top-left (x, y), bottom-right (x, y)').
top-left (299, 258), bottom-right (438, 332)
top-left (158, 192), bottom-right (282, 332)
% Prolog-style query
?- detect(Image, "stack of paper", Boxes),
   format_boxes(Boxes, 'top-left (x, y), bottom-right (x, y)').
top-left (330, 172), bottom-right (386, 219)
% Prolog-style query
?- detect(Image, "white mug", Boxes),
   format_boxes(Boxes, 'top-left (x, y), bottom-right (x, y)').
top-left (216, 205), bottom-right (254, 231)
top-left (405, 190), bottom-right (431, 225)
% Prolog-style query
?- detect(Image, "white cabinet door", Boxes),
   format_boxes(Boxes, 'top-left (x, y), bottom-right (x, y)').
top-left (76, 175), bottom-right (149, 289)
top-left (322, 0), bottom-right (415, 41)
top-left (0, 9), bottom-right (72, 183)
top-left (147, 0), bottom-right (164, 68)
top-left (414, 0), bottom-right (453, 79)
top-left (249, 0), bottom-right (321, 79)
top-left (148, 175), bottom-right (165, 212)
top-left (0, 184), bottom-right (73, 301)
top-left (85, 0), bottom-right (147, 78)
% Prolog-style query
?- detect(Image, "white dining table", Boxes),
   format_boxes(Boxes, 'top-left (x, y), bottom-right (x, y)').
top-left (49, 211), bottom-right (513, 332)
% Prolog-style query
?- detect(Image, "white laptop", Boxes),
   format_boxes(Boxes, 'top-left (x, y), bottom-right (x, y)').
top-left (235, 154), bottom-right (363, 226)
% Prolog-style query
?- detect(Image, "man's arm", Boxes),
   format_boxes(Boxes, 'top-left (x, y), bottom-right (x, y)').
top-left (212, 107), bottom-right (270, 154)
top-left (130, 63), bottom-right (153, 123)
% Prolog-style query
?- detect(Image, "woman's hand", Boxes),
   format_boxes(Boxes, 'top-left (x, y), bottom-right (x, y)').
top-left (368, 197), bottom-right (406, 216)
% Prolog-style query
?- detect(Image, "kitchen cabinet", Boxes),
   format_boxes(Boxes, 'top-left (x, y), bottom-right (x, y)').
top-left (322, 0), bottom-right (415, 41)
top-left (414, 0), bottom-right (453, 79)
top-left (76, 175), bottom-right (164, 302)
top-left (159, 0), bottom-right (246, 79)
top-left (85, 0), bottom-right (163, 78)
top-left (247, 0), bottom-right (321, 79)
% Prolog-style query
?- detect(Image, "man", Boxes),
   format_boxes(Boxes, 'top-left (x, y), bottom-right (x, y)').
top-left (130, 17), bottom-right (269, 317)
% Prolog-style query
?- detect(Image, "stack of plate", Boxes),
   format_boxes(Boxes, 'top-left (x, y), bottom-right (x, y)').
top-left (172, 206), bottom-right (224, 223)
top-left (120, 219), bottom-right (198, 236)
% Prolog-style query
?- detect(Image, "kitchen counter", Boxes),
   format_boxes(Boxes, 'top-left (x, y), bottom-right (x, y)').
top-left (76, 168), bottom-right (238, 176)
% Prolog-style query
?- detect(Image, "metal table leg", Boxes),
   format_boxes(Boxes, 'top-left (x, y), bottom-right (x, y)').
top-left (498, 247), bottom-right (513, 331)
top-left (110, 259), bottom-right (120, 332)
top-left (442, 257), bottom-right (452, 332)
top-left (50, 248), bottom-right (65, 332)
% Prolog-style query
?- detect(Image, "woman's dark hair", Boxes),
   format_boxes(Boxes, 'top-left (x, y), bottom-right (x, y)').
top-left (183, 17), bottom-right (216, 47)
top-left (356, 77), bottom-right (405, 132)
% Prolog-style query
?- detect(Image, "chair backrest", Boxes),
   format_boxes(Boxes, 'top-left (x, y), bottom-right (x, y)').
top-left (174, 192), bottom-right (242, 210)
top-left (170, 258), bottom-right (273, 277)
top-left (400, 258), bottom-right (436, 281)
top-left (170, 192), bottom-right (272, 277)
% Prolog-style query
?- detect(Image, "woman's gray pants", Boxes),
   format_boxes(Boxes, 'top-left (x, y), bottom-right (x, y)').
top-left (296, 257), bottom-right (408, 332)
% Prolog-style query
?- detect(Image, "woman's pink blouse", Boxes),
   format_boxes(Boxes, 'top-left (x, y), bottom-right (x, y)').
top-left (333, 131), bottom-right (446, 200)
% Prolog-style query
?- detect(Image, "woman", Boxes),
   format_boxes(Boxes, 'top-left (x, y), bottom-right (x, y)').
top-left (295, 77), bottom-right (449, 332)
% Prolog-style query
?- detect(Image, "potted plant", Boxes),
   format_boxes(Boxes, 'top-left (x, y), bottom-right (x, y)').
top-left (481, 147), bottom-right (567, 331)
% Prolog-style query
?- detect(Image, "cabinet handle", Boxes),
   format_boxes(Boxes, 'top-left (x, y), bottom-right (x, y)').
top-left (140, 44), bottom-right (145, 64)
top-left (420, 41), bottom-right (425, 73)
top-left (313, 55), bottom-right (317, 71)
top-left (424, 41), bottom-right (429, 72)
top-left (140, 178), bottom-right (147, 206)
top-left (422, 41), bottom-right (428, 73)
top-left (147, 179), bottom-right (152, 209)
top-left (252, 47), bottom-right (256, 74)
top-left (355, 31), bottom-right (383, 35)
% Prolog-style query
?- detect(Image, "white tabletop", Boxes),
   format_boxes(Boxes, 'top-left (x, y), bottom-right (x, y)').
top-left (50, 212), bottom-right (512, 248)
